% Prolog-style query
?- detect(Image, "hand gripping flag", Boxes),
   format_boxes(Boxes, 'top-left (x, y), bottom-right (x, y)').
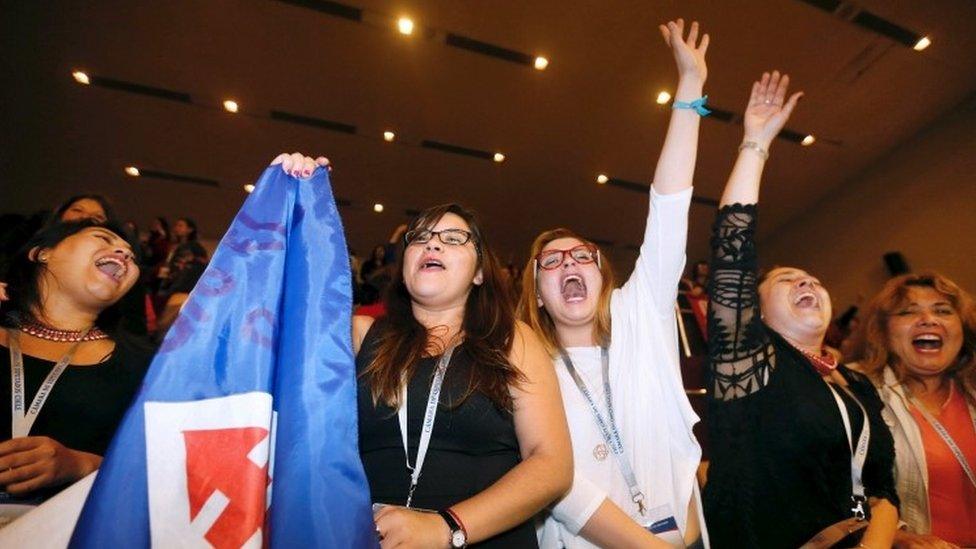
top-left (69, 166), bottom-right (376, 548)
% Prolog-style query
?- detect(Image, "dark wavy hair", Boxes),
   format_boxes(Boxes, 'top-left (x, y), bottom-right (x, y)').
top-left (51, 194), bottom-right (117, 225)
top-left (360, 204), bottom-right (523, 411)
top-left (176, 217), bottom-right (199, 242)
top-left (0, 219), bottom-right (136, 337)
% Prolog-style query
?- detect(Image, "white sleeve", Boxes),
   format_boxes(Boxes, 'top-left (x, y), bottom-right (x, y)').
top-left (618, 185), bottom-right (692, 317)
top-left (550, 472), bottom-right (608, 535)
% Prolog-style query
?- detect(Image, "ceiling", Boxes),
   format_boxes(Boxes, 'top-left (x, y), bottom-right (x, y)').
top-left (3, 0), bottom-right (975, 273)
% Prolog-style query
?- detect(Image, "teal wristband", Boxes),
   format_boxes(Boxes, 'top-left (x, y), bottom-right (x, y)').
top-left (672, 95), bottom-right (711, 116)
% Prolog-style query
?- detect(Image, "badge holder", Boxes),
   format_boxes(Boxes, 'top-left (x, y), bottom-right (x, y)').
top-left (642, 503), bottom-right (685, 547)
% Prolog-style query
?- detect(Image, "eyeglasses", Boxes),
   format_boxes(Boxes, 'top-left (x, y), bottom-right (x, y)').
top-left (404, 228), bottom-right (475, 247)
top-left (535, 245), bottom-right (600, 270)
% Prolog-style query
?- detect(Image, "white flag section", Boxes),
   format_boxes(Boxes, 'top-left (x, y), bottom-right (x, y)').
top-left (0, 472), bottom-right (97, 547)
top-left (0, 392), bottom-right (275, 548)
top-left (145, 392), bottom-right (274, 548)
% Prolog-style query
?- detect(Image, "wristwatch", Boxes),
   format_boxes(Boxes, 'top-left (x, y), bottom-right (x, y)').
top-left (437, 508), bottom-right (467, 548)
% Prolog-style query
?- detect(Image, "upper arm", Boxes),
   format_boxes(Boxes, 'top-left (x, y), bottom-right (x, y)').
top-left (507, 321), bottom-right (572, 465)
top-left (621, 186), bottom-right (692, 317)
top-left (352, 315), bottom-right (375, 356)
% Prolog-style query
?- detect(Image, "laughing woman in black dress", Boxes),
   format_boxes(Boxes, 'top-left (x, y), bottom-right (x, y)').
top-left (702, 72), bottom-right (899, 548)
top-left (0, 220), bottom-right (150, 506)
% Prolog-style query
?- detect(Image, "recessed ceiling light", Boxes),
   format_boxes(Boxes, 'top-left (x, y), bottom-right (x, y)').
top-left (397, 17), bottom-right (414, 35)
top-left (597, 174), bottom-right (609, 184)
top-left (534, 56), bottom-right (549, 70)
top-left (493, 152), bottom-right (505, 163)
top-left (223, 100), bottom-right (239, 113)
top-left (373, 203), bottom-right (384, 213)
top-left (801, 135), bottom-right (816, 146)
top-left (656, 91), bottom-right (672, 105)
top-left (72, 71), bottom-right (90, 85)
top-left (124, 166), bottom-right (140, 177)
top-left (913, 36), bottom-right (931, 51)
top-left (383, 131), bottom-right (395, 142)
top-left (244, 184), bottom-right (255, 193)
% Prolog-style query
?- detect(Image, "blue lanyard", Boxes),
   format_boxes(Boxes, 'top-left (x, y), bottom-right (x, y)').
top-left (560, 347), bottom-right (646, 516)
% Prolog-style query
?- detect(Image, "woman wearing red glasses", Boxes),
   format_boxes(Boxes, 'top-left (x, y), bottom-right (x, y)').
top-left (518, 19), bottom-right (708, 549)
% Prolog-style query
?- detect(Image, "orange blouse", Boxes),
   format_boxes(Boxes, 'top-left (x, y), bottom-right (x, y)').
top-left (909, 383), bottom-right (976, 545)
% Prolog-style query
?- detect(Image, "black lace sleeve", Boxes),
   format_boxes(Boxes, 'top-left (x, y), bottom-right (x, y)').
top-left (707, 204), bottom-right (776, 401)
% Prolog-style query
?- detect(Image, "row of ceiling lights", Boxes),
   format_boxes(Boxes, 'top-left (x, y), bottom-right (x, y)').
top-left (395, 16), bottom-right (550, 70)
top-left (73, 10), bottom-right (933, 209)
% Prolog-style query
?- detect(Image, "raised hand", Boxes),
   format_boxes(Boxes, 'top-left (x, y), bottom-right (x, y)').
top-left (659, 19), bottom-right (709, 83)
top-left (743, 71), bottom-right (803, 148)
top-left (270, 152), bottom-right (331, 178)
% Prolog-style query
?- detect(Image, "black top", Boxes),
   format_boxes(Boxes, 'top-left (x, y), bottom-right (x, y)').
top-left (702, 204), bottom-right (898, 548)
top-left (357, 326), bottom-right (538, 548)
top-left (1, 337), bottom-right (151, 457)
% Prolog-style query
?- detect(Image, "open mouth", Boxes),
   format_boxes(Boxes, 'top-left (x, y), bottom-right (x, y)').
top-left (793, 291), bottom-right (819, 309)
top-left (911, 333), bottom-right (943, 353)
top-left (561, 274), bottom-right (587, 303)
top-left (94, 255), bottom-right (128, 282)
top-left (419, 257), bottom-right (445, 272)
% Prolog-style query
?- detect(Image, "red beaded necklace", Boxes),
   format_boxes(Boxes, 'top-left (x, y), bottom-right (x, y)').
top-left (17, 316), bottom-right (108, 342)
top-left (789, 343), bottom-right (839, 377)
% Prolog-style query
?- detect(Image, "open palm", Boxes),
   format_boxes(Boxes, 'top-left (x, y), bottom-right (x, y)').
top-left (659, 19), bottom-right (708, 82)
top-left (743, 71), bottom-right (803, 146)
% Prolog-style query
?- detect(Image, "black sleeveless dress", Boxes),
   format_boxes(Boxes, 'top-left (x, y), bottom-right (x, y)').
top-left (357, 326), bottom-right (538, 547)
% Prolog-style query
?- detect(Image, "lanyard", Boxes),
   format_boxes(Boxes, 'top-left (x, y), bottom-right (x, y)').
top-left (825, 381), bottom-right (871, 520)
top-left (397, 346), bottom-right (456, 508)
top-left (560, 347), bottom-right (646, 516)
top-left (906, 384), bottom-right (976, 490)
top-left (8, 329), bottom-right (88, 438)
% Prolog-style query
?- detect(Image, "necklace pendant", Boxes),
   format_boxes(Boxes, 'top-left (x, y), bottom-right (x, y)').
top-left (593, 443), bottom-right (609, 461)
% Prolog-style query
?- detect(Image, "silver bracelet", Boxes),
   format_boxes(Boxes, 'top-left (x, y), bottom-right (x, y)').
top-left (738, 140), bottom-right (769, 160)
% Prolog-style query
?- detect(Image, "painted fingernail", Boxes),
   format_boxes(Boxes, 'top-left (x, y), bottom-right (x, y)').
top-left (303, 169), bottom-right (311, 176)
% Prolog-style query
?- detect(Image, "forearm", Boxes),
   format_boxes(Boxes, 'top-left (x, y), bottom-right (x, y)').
top-left (652, 76), bottom-right (704, 195)
top-left (579, 498), bottom-right (670, 549)
top-left (718, 148), bottom-right (766, 207)
top-left (861, 498), bottom-right (898, 549)
top-left (450, 451), bottom-right (571, 543)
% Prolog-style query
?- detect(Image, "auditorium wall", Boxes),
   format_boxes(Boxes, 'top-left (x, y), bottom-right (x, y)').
top-left (762, 93), bottom-right (976, 311)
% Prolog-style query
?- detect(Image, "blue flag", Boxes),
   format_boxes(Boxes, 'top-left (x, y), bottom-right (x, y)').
top-left (70, 166), bottom-right (376, 547)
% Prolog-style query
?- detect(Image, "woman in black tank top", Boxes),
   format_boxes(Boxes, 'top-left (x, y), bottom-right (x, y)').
top-left (352, 203), bottom-right (572, 548)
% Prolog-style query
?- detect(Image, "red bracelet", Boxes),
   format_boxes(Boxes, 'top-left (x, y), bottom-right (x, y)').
top-left (445, 507), bottom-right (467, 538)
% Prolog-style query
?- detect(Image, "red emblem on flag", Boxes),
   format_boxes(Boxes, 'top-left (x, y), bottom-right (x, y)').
top-left (183, 428), bottom-right (270, 549)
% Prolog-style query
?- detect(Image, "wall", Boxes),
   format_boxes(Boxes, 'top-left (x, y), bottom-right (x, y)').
top-left (761, 93), bottom-right (976, 311)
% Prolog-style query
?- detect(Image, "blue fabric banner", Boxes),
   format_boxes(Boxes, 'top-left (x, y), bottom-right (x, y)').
top-left (70, 166), bottom-right (376, 548)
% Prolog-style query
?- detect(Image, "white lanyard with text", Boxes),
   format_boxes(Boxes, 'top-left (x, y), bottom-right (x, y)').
top-left (906, 384), bottom-right (976, 490)
top-left (825, 380), bottom-right (871, 520)
top-left (8, 329), bottom-right (88, 438)
top-left (560, 347), bottom-right (647, 516)
top-left (397, 346), bottom-right (456, 508)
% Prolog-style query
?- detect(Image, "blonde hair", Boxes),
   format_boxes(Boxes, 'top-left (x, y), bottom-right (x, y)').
top-left (850, 272), bottom-right (976, 400)
top-left (516, 228), bottom-right (614, 356)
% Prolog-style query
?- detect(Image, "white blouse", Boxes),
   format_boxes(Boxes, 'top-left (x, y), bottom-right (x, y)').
top-left (538, 186), bottom-right (706, 548)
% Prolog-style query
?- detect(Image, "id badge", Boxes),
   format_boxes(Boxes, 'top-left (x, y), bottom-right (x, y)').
top-left (642, 503), bottom-right (685, 547)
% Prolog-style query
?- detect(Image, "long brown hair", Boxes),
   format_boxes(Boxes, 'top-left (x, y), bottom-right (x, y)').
top-left (361, 204), bottom-right (523, 411)
top-left (516, 228), bottom-right (615, 356)
top-left (850, 272), bottom-right (976, 400)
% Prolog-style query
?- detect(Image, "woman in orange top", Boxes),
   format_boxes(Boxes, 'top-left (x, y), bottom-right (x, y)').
top-left (852, 272), bottom-right (976, 547)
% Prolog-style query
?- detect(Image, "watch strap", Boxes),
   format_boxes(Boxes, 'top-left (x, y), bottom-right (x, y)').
top-left (438, 508), bottom-right (467, 547)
